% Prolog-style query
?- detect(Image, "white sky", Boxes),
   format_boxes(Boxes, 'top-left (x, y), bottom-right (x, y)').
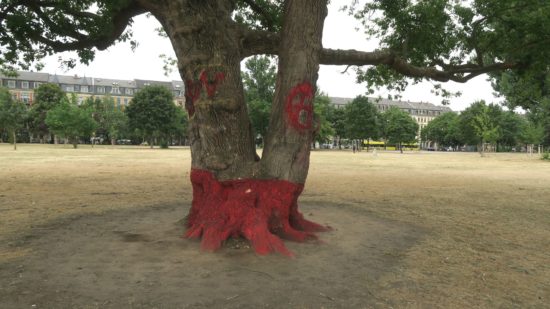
top-left (40, 2), bottom-right (501, 111)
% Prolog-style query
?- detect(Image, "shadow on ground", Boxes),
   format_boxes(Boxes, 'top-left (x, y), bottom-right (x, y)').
top-left (0, 202), bottom-right (426, 309)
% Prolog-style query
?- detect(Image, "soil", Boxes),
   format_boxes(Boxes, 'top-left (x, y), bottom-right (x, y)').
top-left (1, 144), bottom-right (549, 308)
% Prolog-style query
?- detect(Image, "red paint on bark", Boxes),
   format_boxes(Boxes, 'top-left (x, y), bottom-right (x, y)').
top-left (285, 82), bottom-right (314, 131)
top-left (185, 169), bottom-right (330, 256)
top-left (184, 79), bottom-right (202, 116)
top-left (199, 70), bottom-right (225, 98)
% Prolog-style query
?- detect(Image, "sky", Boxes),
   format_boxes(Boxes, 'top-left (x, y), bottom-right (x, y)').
top-left (39, 2), bottom-right (502, 112)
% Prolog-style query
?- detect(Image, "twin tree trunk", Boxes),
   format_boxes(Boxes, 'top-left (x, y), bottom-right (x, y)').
top-left (150, 0), bottom-right (330, 256)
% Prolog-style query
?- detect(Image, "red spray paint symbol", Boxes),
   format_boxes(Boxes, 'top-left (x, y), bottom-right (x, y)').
top-left (199, 70), bottom-right (225, 98)
top-left (185, 79), bottom-right (202, 116)
top-left (184, 70), bottom-right (225, 116)
top-left (285, 82), bottom-right (314, 131)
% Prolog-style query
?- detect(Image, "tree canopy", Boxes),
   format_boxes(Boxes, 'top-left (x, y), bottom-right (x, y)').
top-left (2, 0), bottom-right (550, 92)
top-left (0, 86), bottom-right (27, 149)
top-left (125, 84), bottom-right (177, 147)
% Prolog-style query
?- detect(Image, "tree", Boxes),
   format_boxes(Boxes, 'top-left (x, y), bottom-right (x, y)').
top-left (83, 96), bottom-right (128, 145)
top-left (327, 107), bottom-right (347, 149)
top-left (3, 1), bottom-right (550, 255)
top-left (169, 107), bottom-right (189, 146)
top-left (45, 98), bottom-right (97, 148)
top-left (243, 56), bottom-right (277, 144)
top-left (313, 93), bottom-right (335, 146)
top-left (344, 96), bottom-right (379, 149)
top-left (125, 85), bottom-right (177, 148)
top-left (421, 112), bottom-right (461, 150)
top-left (519, 120), bottom-right (545, 155)
top-left (0, 87), bottom-right (27, 150)
top-left (459, 101), bottom-right (501, 156)
top-left (29, 83), bottom-right (66, 143)
top-left (383, 107), bottom-right (419, 153)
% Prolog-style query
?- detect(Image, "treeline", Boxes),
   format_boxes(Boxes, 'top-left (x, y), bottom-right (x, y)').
top-left (422, 101), bottom-right (549, 155)
top-left (0, 84), bottom-right (188, 149)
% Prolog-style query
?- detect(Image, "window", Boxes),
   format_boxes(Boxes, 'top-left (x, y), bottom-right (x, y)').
top-left (66, 85), bottom-right (74, 92)
top-left (21, 81), bottom-right (29, 89)
top-left (125, 88), bottom-right (133, 95)
top-left (81, 86), bottom-right (89, 93)
top-left (21, 92), bottom-right (30, 104)
top-left (34, 82), bottom-right (41, 89)
top-left (111, 87), bottom-right (120, 94)
top-left (97, 86), bottom-right (105, 93)
top-left (7, 80), bottom-right (16, 88)
top-left (124, 98), bottom-right (128, 105)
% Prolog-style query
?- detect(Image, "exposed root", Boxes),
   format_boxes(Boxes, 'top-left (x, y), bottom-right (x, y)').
top-left (184, 169), bottom-right (331, 256)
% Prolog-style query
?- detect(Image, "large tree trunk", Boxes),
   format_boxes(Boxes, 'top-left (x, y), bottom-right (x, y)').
top-left (149, 0), bottom-right (329, 256)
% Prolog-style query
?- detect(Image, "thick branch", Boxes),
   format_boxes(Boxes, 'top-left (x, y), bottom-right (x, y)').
top-left (240, 28), bottom-right (280, 58)
top-left (320, 48), bottom-right (516, 83)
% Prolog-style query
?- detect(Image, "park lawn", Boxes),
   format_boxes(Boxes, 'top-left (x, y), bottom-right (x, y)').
top-left (0, 143), bottom-right (549, 308)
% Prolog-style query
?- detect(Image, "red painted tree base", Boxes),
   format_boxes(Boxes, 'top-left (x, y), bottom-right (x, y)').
top-left (184, 169), bottom-right (331, 256)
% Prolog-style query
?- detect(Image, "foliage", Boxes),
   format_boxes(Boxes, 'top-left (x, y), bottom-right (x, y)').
top-left (327, 107), bottom-right (346, 141)
top-left (382, 107), bottom-right (419, 150)
top-left (83, 96), bottom-right (128, 143)
top-left (125, 85), bottom-right (177, 147)
top-left (349, 0), bottom-right (550, 101)
top-left (0, 86), bottom-right (27, 148)
top-left (29, 83), bottom-right (66, 139)
top-left (243, 56), bottom-right (277, 140)
top-left (45, 97), bottom-right (97, 148)
top-left (344, 96), bottom-right (380, 141)
top-left (519, 120), bottom-right (545, 146)
top-left (542, 152), bottom-right (550, 161)
top-left (421, 112), bottom-right (461, 148)
top-left (313, 93), bottom-right (335, 144)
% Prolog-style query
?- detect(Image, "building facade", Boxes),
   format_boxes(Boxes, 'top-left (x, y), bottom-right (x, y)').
top-left (0, 71), bottom-right (185, 109)
top-left (330, 96), bottom-right (454, 148)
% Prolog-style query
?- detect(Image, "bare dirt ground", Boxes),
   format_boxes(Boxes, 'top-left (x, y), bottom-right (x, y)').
top-left (0, 144), bottom-right (549, 308)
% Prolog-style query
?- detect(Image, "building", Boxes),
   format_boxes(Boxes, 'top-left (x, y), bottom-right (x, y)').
top-left (0, 71), bottom-right (185, 109)
top-left (330, 96), bottom-right (454, 148)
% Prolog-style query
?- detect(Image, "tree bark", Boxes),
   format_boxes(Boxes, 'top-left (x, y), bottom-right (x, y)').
top-left (13, 130), bottom-right (17, 150)
top-left (148, 0), bottom-right (329, 256)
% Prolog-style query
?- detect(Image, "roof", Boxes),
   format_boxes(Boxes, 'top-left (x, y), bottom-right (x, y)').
top-left (1, 71), bottom-right (50, 82)
top-left (329, 96), bottom-right (453, 112)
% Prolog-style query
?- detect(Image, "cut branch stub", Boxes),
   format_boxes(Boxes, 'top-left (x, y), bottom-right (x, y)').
top-left (285, 81), bottom-right (314, 132)
top-left (185, 169), bottom-right (331, 256)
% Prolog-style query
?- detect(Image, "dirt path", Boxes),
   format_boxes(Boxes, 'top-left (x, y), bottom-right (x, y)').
top-left (0, 200), bottom-right (423, 309)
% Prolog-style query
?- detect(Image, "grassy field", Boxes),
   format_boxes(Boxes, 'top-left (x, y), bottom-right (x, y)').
top-left (0, 143), bottom-right (549, 308)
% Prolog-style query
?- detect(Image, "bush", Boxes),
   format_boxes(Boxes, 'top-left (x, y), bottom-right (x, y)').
top-left (542, 151), bottom-right (550, 161)
top-left (159, 140), bottom-right (169, 149)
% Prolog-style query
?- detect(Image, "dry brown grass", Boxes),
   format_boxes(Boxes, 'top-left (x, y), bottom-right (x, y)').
top-left (1, 144), bottom-right (549, 308)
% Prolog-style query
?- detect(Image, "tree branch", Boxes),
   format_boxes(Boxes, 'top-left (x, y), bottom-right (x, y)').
top-left (241, 0), bottom-right (278, 31)
top-left (320, 48), bottom-right (516, 83)
top-left (24, 1), bottom-right (146, 52)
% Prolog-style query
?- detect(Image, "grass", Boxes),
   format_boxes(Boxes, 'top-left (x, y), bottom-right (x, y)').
top-left (1, 143), bottom-right (549, 307)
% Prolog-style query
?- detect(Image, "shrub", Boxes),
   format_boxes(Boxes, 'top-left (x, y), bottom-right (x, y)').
top-left (160, 140), bottom-right (169, 149)
top-left (542, 151), bottom-right (550, 161)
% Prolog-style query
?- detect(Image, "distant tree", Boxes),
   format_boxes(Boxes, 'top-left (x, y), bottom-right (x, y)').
top-left (327, 107), bottom-right (346, 149)
top-left (0, 87), bottom-right (27, 150)
top-left (83, 96), bottom-right (128, 145)
top-left (495, 110), bottom-right (524, 150)
top-left (459, 101), bottom-right (501, 156)
top-left (421, 112), bottom-right (461, 149)
top-left (45, 98), bottom-right (97, 148)
top-left (29, 83), bottom-right (66, 143)
top-left (125, 85), bottom-right (176, 148)
top-left (243, 56), bottom-right (277, 144)
top-left (519, 120), bottom-right (545, 155)
top-left (313, 93), bottom-right (335, 146)
top-left (384, 107), bottom-right (419, 153)
top-left (170, 107), bottom-right (189, 146)
top-left (344, 96), bottom-right (379, 149)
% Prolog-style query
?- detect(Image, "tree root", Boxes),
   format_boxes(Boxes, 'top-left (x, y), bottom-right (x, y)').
top-left (184, 169), bottom-right (331, 256)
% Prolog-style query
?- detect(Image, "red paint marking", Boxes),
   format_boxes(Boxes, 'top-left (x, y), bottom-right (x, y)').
top-left (285, 82), bottom-right (314, 131)
top-left (184, 79), bottom-right (202, 116)
top-left (199, 70), bottom-right (225, 98)
top-left (185, 169), bottom-right (331, 256)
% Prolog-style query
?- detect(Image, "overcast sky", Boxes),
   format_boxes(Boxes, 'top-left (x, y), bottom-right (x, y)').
top-left (40, 2), bottom-right (501, 111)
